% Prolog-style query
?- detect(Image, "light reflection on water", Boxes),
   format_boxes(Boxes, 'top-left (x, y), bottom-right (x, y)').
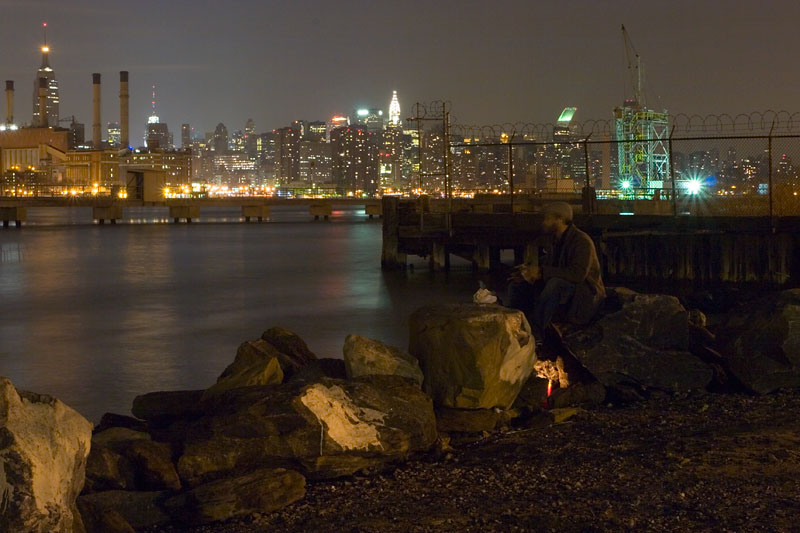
top-left (0, 206), bottom-right (480, 421)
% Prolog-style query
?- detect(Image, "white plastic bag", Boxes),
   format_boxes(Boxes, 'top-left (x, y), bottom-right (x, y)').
top-left (473, 286), bottom-right (498, 304)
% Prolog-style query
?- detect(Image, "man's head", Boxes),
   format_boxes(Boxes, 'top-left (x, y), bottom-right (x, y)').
top-left (541, 202), bottom-right (572, 235)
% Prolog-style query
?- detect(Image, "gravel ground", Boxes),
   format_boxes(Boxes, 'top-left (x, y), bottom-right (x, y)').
top-left (154, 390), bottom-right (800, 533)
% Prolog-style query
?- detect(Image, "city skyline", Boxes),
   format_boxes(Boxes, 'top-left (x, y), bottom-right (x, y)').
top-left (2, 0), bottom-right (799, 135)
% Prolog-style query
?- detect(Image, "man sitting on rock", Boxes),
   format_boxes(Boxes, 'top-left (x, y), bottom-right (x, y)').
top-left (507, 201), bottom-right (605, 340)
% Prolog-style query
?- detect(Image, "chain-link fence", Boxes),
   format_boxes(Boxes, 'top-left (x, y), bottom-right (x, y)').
top-left (394, 106), bottom-right (800, 216)
top-left (410, 133), bottom-right (800, 217)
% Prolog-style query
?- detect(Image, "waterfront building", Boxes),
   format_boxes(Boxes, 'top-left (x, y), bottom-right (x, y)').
top-left (123, 148), bottom-right (192, 185)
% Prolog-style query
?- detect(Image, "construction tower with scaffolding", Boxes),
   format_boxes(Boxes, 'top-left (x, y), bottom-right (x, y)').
top-left (614, 25), bottom-right (669, 190)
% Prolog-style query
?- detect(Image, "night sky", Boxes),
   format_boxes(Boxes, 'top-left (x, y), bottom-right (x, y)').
top-left (1, 0), bottom-right (797, 138)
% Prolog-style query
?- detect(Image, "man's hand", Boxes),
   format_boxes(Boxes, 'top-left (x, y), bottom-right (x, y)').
top-left (508, 264), bottom-right (541, 283)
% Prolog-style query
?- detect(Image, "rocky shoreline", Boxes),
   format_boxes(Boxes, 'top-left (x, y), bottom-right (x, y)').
top-left (153, 389), bottom-right (800, 533)
top-left (2, 287), bottom-right (800, 532)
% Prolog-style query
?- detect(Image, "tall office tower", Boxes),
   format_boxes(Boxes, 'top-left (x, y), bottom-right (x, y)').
top-left (212, 123), bottom-right (229, 153)
top-left (330, 125), bottom-right (379, 195)
top-left (181, 124), bottom-right (191, 149)
top-left (244, 118), bottom-right (258, 159)
top-left (31, 23), bottom-right (59, 127)
top-left (298, 139), bottom-right (333, 184)
top-left (274, 126), bottom-right (301, 183)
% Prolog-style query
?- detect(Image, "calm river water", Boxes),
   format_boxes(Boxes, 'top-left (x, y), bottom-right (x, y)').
top-left (0, 206), bottom-right (486, 421)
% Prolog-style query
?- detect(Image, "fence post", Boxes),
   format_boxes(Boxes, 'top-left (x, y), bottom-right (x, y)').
top-left (508, 140), bottom-right (514, 214)
top-left (668, 126), bottom-right (676, 216)
top-left (768, 120), bottom-right (775, 222)
top-left (582, 135), bottom-right (595, 215)
top-left (583, 135), bottom-right (591, 189)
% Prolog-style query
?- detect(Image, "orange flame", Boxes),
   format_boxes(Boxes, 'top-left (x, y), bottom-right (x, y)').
top-left (547, 379), bottom-right (553, 397)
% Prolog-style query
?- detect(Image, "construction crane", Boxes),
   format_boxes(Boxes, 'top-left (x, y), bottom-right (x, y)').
top-left (621, 24), bottom-right (644, 107)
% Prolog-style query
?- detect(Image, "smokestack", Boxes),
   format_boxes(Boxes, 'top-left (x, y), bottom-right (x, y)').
top-left (92, 73), bottom-right (101, 149)
top-left (38, 77), bottom-right (47, 128)
top-left (5, 80), bottom-right (13, 125)
top-left (119, 71), bottom-right (129, 149)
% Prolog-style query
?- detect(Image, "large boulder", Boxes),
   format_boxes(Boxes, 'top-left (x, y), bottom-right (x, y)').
top-left (202, 340), bottom-right (284, 399)
top-left (286, 358), bottom-right (347, 386)
top-left (131, 390), bottom-right (204, 427)
top-left (261, 327), bottom-right (318, 377)
top-left (164, 468), bottom-right (305, 525)
top-left (84, 445), bottom-right (136, 492)
top-left (123, 440), bottom-right (181, 491)
top-left (0, 377), bottom-right (93, 533)
top-left (343, 334), bottom-right (424, 386)
top-left (77, 490), bottom-right (170, 530)
top-left (562, 292), bottom-right (713, 392)
top-left (716, 289), bottom-right (800, 394)
top-left (177, 375), bottom-right (437, 485)
top-left (408, 304), bottom-right (537, 409)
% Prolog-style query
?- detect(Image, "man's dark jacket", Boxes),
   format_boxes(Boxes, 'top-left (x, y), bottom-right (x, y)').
top-left (540, 223), bottom-right (606, 324)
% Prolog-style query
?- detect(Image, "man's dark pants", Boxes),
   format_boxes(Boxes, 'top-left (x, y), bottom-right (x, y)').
top-left (507, 277), bottom-right (576, 334)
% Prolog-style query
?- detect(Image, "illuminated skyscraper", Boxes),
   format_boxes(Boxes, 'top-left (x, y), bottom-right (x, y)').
top-left (31, 23), bottom-right (59, 127)
top-left (145, 85), bottom-right (170, 149)
top-left (389, 90), bottom-right (401, 127)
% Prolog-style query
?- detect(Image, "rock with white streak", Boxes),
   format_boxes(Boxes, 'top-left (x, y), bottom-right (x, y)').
top-left (176, 375), bottom-right (437, 485)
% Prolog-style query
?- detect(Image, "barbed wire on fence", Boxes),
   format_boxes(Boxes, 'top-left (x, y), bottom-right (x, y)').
top-left (441, 111), bottom-right (800, 143)
top-left (405, 101), bottom-right (452, 120)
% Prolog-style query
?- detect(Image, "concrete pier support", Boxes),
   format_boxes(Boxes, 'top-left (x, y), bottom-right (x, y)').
top-left (1, 207), bottom-right (26, 227)
top-left (381, 197), bottom-right (406, 270)
top-left (242, 205), bottom-right (270, 222)
top-left (472, 245), bottom-right (491, 272)
top-left (472, 246), bottom-right (502, 272)
top-left (169, 205), bottom-right (200, 223)
top-left (430, 241), bottom-right (450, 272)
top-left (92, 205), bottom-right (122, 225)
top-left (365, 203), bottom-right (382, 219)
top-left (310, 204), bottom-right (332, 221)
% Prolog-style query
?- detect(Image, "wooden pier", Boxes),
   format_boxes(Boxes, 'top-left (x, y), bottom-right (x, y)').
top-left (381, 196), bottom-right (800, 288)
